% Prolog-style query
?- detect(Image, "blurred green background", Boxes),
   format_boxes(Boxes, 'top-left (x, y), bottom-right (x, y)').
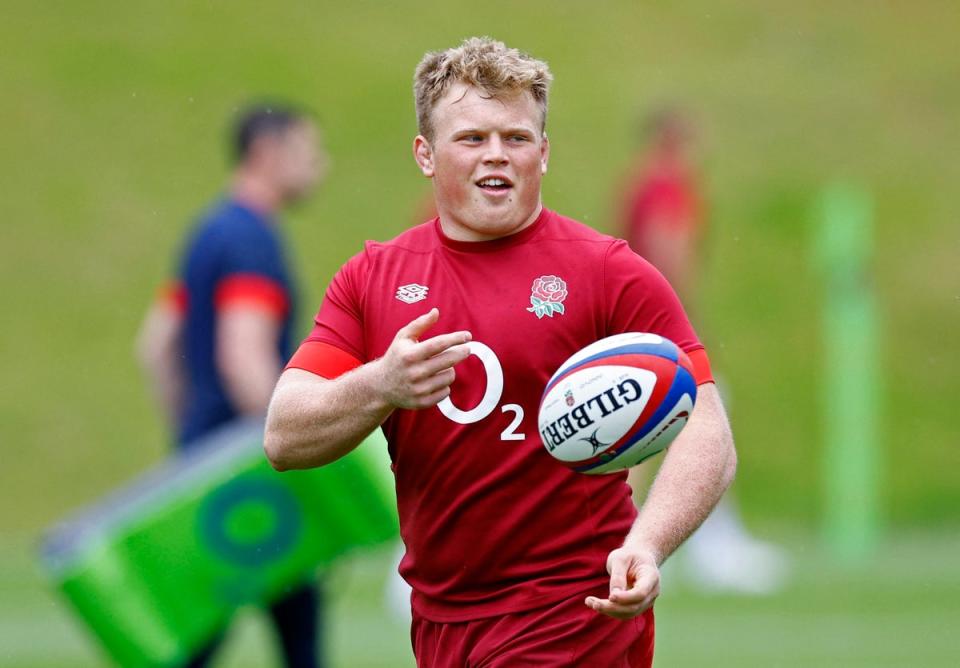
top-left (2, 1), bottom-right (958, 666)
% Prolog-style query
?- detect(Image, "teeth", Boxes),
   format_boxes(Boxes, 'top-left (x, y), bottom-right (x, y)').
top-left (479, 178), bottom-right (507, 187)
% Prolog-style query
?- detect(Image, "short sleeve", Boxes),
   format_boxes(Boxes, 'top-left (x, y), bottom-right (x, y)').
top-left (604, 240), bottom-right (713, 384)
top-left (214, 223), bottom-right (290, 317)
top-left (298, 250), bottom-right (369, 364)
top-left (157, 280), bottom-right (189, 314)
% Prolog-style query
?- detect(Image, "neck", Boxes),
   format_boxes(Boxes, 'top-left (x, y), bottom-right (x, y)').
top-left (231, 169), bottom-right (283, 216)
top-left (438, 202), bottom-right (544, 242)
top-left (653, 145), bottom-right (688, 171)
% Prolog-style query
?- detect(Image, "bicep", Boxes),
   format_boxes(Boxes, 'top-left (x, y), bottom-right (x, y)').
top-left (275, 367), bottom-right (331, 392)
top-left (671, 382), bottom-right (736, 475)
top-left (215, 305), bottom-right (282, 374)
top-left (684, 383), bottom-right (729, 436)
top-left (652, 381), bottom-right (736, 499)
top-left (268, 367), bottom-right (333, 419)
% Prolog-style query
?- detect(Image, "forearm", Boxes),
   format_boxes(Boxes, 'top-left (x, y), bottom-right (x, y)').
top-left (216, 306), bottom-right (284, 416)
top-left (135, 302), bottom-right (185, 427)
top-left (264, 364), bottom-right (394, 470)
top-left (265, 308), bottom-right (471, 471)
top-left (148, 361), bottom-right (186, 425)
top-left (623, 383), bottom-right (736, 564)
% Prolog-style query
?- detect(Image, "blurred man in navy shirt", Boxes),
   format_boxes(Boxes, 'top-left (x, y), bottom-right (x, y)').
top-left (137, 103), bottom-right (327, 667)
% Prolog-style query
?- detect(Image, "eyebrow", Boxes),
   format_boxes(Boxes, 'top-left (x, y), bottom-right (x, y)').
top-left (450, 126), bottom-right (537, 136)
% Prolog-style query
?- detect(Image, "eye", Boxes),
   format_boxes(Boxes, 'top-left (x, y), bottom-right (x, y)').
top-left (459, 134), bottom-right (483, 143)
top-left (508, 134), bottom-right (532, 143)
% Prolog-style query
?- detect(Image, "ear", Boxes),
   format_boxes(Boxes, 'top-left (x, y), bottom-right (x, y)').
top-left (413, 135), bottom-right (435, 177)
top-left (540, 133), bottom-right (550, 175)
top-left (244, 133), bottom-right (275, 169)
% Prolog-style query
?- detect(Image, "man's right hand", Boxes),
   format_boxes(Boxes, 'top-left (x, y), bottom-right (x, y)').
top-left (373, 308), bottom-right (472, 409)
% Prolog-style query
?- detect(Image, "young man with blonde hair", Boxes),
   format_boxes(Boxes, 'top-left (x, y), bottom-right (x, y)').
top-left (265, 38), bottom-right (736, 666)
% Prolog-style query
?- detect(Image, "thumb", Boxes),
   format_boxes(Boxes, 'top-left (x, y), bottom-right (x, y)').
top-left (398, 308), bottom-right (439, 341)
top-left (607, 553), bottom-right (628, 595)
top-left (632, 566), bottom-right (659, 599)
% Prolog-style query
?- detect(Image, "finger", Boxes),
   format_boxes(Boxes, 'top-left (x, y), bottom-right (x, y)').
top-left (417, 344), bottom-right (472, 377)
top-left (397, 308), bottom-right (440, 341)
top-left (607, 556), bottom-right (629, 596)
top-left (415, 368), bottom-right (456, 396)
top-left (416, 331), bottom-right (472, 359)
top-left (584, 596), bottom-right (650, 620)
top-left (585, 596), bottom-right (641, 619)
top-left (611, 569), bottom-right (659, 605)
top-left (414, 384), bottom-right (453, 409)
top-left (397, 338), bottom-right (469, 379)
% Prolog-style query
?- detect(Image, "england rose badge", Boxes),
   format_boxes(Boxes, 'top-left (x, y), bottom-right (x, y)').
top-left (526, 275), bottom-right (567, 318)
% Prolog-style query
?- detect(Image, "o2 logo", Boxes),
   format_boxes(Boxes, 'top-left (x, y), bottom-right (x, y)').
top-left (437, 341), bottom-right (526, 441)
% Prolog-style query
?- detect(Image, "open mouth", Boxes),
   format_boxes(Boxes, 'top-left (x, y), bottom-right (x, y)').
top-left (476, 176), bottom-right (513, 193)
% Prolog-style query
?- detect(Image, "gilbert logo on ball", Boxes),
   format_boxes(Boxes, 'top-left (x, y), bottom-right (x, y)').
top-left (537, 333), bottom-right (697, 474)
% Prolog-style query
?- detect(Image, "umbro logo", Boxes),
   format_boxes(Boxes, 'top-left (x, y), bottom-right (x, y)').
top-left (396, 283), bottom-right (429, 304)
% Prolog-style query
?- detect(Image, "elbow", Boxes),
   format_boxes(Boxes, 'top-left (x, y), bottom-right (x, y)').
top-left (263, 429), bottom-right (293, 472)
top-left (722, 438), bottom-right (738, 490)
top-left (135, 340), bottom-right (164, 376)
top-left (263, 417), bottom-right (328, 472)
top-left (262, 386), bottom-right (303, 472)
top-left (264, 431), bottom-right (338, 472)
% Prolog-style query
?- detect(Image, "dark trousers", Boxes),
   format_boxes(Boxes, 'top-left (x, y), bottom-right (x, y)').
top-left (186, 582), bottom-right (323, 668)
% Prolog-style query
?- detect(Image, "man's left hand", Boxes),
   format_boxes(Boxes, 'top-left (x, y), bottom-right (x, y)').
top-left (585, 546), bottom-right (660, 619)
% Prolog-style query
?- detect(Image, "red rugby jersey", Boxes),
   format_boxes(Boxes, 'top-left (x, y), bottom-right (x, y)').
top-left (291, 208), bottom-right (711, 622)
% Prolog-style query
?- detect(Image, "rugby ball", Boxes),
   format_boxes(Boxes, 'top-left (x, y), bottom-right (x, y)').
top-left (537, 333), bottom-right (697, 474)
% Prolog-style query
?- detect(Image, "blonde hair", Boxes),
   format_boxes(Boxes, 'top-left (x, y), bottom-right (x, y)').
top-left (414, 36), bottom-right (553, 141)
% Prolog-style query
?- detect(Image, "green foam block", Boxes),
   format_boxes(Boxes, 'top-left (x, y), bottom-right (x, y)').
top-left (40, 421), bottom-right (398, 667)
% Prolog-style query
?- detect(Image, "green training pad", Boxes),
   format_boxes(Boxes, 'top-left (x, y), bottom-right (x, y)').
top-left (39, 420), bottom-right (398, 667)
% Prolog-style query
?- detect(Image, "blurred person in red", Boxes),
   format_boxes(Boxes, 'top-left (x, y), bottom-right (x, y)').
top-left (137, 103), bottom-right (328, 667)
top-left (620, 108), bottom-right (704, 309)
top-left (620, 106), bottom-right (788, 595)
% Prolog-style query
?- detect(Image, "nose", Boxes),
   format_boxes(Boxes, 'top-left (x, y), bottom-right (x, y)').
top-left (482, 134), bottom-right (509, 165)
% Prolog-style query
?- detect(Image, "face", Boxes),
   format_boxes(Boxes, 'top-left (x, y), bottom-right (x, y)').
top-left (271, 121), bottom-right (328, 203)
top-left (653, 114), bottom-right (695, 162)
top-left (414, 83), bottom-right (549, 242)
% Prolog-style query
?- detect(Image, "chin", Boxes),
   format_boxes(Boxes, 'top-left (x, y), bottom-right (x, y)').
top-left (482, 221), bottom-right (529, 240)
top-left (473, 210), bottom-right (520, 229)
top-left (441, 199), bottom-right (536, 240)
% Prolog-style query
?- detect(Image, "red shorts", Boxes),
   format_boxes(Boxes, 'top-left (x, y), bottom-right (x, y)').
top-left (411, 586), bottom-right (654, 667)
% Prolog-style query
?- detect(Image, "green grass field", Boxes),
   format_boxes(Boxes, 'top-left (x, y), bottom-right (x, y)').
top-left (5, 532), bottom-right (959, 667)
top-left (2, 1), bottom-right (959, 665)
top-left (3, 0), bottom-right (959, 534)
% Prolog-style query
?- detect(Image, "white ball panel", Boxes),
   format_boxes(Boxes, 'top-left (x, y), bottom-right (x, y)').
top-left (538, 365), bottom-right (657, 463)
